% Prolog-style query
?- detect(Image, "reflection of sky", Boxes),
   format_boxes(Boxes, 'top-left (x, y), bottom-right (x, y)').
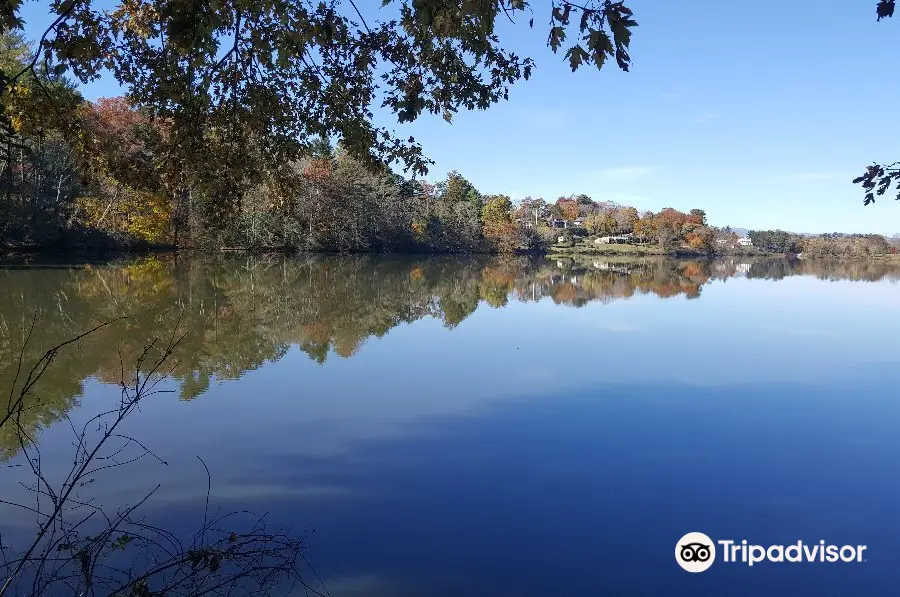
top-left (3, 274), bottom-right (899, 596)
top-left (103, 276), bottom-right (899, 463)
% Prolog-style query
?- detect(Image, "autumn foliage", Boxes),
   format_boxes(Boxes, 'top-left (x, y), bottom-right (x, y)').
top-left (555, 198), bottom-right (580, 222)
top-left (0, 31), bottom-right (891, 257)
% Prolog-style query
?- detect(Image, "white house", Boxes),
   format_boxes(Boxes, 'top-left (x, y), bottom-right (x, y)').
top-left (737, 237), bottom-right (753, 246)
top-left (594, 234), bottom-right (633, 245)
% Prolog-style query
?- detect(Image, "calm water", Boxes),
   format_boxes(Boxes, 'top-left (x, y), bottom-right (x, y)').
top-left (1, 254), bottom-right (899, 595)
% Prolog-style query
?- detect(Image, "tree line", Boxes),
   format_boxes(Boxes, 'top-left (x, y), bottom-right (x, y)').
top-left (516, 195), bottom-right (735, 253)
top-left (0, 30), bottom-right (741, 259)
top-left (748, 230), bottom-right (897, 258)
top-left (0, 29), bottom-right (703, 257)
top-left (2, 9), bottom-right (896, 257)
top-left (1, 4), bottom-right (896, 257)
top-left (0, 0), bottom-right (641, 253)
top-left (0, 41), bottom-right (781, 261)
top-left (0, 0), bottom-right (892, 244)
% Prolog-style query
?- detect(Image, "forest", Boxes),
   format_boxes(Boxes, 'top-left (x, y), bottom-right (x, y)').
top-left (1, 17), bottom-right (896, 258)
top-left (0, 29), bottom-right (749, 259)
top-left (746, 230), bottom-right (899, 259)
top-left (0, 29), bottom-right (744, 258)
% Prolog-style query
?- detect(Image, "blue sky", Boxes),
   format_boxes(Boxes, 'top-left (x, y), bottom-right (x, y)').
top-left (19, 0), bottom-right (900, 234)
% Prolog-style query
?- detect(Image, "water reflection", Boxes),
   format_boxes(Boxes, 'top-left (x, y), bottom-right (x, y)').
top-left (1, 254), bottom-right (899, 459)
top-left (3, 254), bottom-right (900, 597)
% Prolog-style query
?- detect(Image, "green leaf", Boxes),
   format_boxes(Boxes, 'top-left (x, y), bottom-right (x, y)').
top-left (565, 45), bottom-right (588, 71)
top-left (548, 26), bottom-right (565, 52)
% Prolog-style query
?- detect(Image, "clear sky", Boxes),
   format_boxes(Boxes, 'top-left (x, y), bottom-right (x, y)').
top-left (19, 0), bottom-right (900, 234)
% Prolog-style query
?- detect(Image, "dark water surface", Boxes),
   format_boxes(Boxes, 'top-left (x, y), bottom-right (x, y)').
top-left (1, 255), bottom-right (898, 596)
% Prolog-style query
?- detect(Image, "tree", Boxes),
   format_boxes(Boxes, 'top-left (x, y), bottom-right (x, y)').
top-left (614, 206), bottom-right (638, 234)
top-left (800, 233), bottom-right (891, 258)
top-left (689, 209), bottom-right (707, 226)
top-left (685, 226), bottom-right (714, 254)
top-left (748, 229), bottom-right (803, 254)
top-left (0, 36), bottom-right (93, 246)
top-left (569, 193), bottom-right (595, 216)
top-left (713, 226), bottom-right (739, 249)
top-left (633, 212), bottom-right (656, 243)
top-left (515, 196), bottom-right (549, 224)
top-left (555, 197), bottom-right (579, 221)
top-left (309, 135), bottom-right (335, 160)
top-left (440, 171), bottom-right (478, 205)
top-left (0, 1), bottom-right (638, 216)
top-left (430, 170), bottom-right (483, 247)
top-left (653, 208), bottom-right (689, 249)
top-left (79, 98), bottom-right (161, 189)
top-left (467, 187), bottom-right (484, 224)
top-left (481, 194), bottom-right (520, 253)
top-left (482, 194), bottom-right (514, 229)
top-left (75, 97), bottom-right (176, 243)
top-left (585, 211), bottom-right (616, 235)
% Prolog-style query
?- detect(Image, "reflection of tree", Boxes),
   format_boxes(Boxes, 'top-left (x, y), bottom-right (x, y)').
top-left (479, 262), bottom-right (519, 308)
top-left (747, 259), bottom-right (900, 283)
top-left (532, 258), bottom-right (713, 306)
top-left (3, 254), bottom-right (899, 458)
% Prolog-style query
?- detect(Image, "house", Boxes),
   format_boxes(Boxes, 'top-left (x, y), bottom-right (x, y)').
top-left (549, 218), bottom-right (568, 229)
top-left (573, 219), bottom-right (584, 228)
top-left (593, 261), bottom-right (631, 274)
top-left (594, 234), bottom-right (633, 245)
top-left (737, 237), bottom-right (753, 246)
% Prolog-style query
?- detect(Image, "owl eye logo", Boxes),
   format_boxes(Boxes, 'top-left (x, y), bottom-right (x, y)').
top-left (680, 542), bottom-right (712, 562)
top-left (676, 532), bottom-right (715, 572)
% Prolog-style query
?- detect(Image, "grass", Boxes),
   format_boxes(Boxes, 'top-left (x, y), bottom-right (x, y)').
top-left (548, 240), bottom-right (778, 259)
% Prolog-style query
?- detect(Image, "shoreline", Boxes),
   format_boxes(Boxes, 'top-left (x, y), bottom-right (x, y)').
top-left (1, 244), bottom-right (895, 263)
top-left (545, 243), bottom-right (769, 259)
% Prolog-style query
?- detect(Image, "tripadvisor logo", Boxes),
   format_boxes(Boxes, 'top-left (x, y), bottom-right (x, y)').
top-left (676, 532), bottom-right (716, 573)
top-left (675, 532), bottom-right (867, 573)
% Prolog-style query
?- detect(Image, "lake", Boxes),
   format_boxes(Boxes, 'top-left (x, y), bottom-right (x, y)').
top-left (1, 254), bottom-right (899, 596)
